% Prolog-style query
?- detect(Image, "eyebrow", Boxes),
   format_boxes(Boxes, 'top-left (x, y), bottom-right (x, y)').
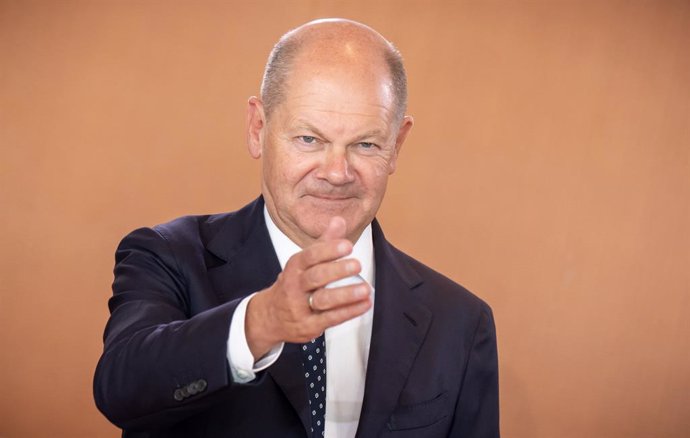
top-left (294, 120), bottom-right (329, 140)
top-left (294, 120), bottom-right (386, 143)
top-left (353, 129), bottom-right (386, 141)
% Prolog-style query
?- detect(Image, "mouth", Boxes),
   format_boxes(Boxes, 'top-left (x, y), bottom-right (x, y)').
top-left (304, 194), bottom-right (355, 202)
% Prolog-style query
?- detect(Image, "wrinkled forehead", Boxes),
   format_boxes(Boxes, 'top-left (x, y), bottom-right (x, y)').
top-left (283, 46), bottom-right (396, 114)
top-left (290, 71), bottom-right (394, 111)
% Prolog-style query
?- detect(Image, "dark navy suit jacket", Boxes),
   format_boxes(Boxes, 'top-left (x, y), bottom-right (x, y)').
top-left (94, 197), bottom-right (499, 437)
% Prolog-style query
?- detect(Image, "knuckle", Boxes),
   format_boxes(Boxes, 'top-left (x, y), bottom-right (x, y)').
top-left (302, 247), bottom-right (319, 266)
top-left (285, 254), bottom-right (298, 270)
top-left (329, 261), bottom-right (343, 278)
top-left (302, 268), bottom-right (319, 290)
top-left (277, 271), bottom-right (297, 292)
top-left (313, 291), bottom-right (328, 309)
top-left (273, 272), bottom-right (287, 291)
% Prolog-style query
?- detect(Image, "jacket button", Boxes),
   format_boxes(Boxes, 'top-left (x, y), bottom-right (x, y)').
top-left (188, 383), bottom-right (198, 395)
top-left (189, 380), bottom-right (205, 394)
top-left (173, 388), bottom-right (184, 401)
top-left (196, 379), bottom-right (207, 392)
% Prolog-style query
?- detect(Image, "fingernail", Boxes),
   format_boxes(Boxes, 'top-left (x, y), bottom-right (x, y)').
top-left (337, 242), bottom-right (350, 255)
top-left (347, 261), bottom-right (358, 274)
top-left (355, 285), bottom-right (369, 297)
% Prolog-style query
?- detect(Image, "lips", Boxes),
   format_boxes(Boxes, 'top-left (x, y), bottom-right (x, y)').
top-left (303, 192), bottom-right (357, 201)
top-left (308, 194), bottom-right (353, 201)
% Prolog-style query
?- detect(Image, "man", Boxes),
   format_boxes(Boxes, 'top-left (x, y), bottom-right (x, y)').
top-left (94, 18), bottom-right (499, 438)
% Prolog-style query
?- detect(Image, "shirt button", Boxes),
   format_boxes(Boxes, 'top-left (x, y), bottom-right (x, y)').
top-left (237, 370), bottom-right (249, 379)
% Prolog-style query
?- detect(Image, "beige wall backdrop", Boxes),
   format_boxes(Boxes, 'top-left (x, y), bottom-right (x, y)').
top-left (1, 1), bottom-right (688, 437)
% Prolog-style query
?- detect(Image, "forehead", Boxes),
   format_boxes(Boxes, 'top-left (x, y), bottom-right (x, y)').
top-left (277, 59), bottom-right (397, 131)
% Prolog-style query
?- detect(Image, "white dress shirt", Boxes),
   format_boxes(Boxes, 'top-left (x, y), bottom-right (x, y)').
top-left (227, 207), bottom-right (375, 438)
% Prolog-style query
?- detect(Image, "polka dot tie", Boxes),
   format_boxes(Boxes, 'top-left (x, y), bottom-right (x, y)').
top-left (301, 334), bottom-right (326, 438)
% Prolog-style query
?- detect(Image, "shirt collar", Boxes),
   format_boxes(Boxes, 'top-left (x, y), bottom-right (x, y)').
top-left (263, 206), bottom-right (375, 287)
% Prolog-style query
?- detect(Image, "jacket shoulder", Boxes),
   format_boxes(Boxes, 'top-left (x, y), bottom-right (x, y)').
top-left (151, 212), bottom-right (227, 249)
top-left (130, 197), bottom-right (264, 253)
top-left (114, 198), bottom-right (265, 278)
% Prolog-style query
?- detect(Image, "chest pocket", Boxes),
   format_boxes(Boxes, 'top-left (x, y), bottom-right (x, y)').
top-left (386, 391), bottom-right (450, 431)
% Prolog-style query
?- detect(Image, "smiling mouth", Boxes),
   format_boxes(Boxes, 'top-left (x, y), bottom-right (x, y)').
top-left (305, 194), bottom-right (355, 201)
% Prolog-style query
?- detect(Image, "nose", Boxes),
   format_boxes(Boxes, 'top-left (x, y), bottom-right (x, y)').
top-left (317, 147), bottom-right (355, 185)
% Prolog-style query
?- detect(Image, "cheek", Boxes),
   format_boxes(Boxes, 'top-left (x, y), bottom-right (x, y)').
top-left (351, 161), bottom-right (391, 208)
top-left (268, 150), bottom-right (318, 190)
top-left (372, 162), bottom-right (390, 178)
top-left (358, 156), bottom-right (393, 182)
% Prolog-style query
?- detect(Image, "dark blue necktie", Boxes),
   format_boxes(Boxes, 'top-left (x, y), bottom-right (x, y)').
top-left (301, 334), bottom-right (326, 437)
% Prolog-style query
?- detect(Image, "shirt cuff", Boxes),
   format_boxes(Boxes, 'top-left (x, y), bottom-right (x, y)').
top-left (227, 293), bottom-right (284, 383)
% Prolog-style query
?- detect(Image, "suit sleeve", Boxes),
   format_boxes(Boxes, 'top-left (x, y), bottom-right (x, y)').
top-left (93, 226), bottom-right (242, 430)
top-left (450, 303), bottom-right (500, 437)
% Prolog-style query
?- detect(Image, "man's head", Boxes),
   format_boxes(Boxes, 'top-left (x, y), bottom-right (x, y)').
top-left (247, 18), bottom-right (413, 247)
top-left (260, 19), bottom-right (409, 124)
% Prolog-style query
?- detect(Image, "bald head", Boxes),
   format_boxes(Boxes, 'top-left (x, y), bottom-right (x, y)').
top-left (260, 19), bottom-right (407, 122)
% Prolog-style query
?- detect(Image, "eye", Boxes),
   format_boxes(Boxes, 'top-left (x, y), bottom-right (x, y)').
top-left (358, 142), bottom-right (375, 149)
top-left (299, 136), bottom-right (317, 144)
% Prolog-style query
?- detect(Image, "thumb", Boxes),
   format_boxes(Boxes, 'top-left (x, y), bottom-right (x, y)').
top-left (319, 216), bottom-right (347, 242)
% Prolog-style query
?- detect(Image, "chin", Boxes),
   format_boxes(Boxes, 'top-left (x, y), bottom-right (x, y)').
top-left (294, 198), bottom-right (372, 238)
top-left (299, 212), bottom-right (346, 233)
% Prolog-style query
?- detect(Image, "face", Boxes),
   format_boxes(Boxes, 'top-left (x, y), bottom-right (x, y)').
top-left (247, 57), bottom-right (413, 247)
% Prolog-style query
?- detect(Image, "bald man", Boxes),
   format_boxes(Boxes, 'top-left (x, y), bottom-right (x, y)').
top-left (94, 19), bottom-right (499, 438)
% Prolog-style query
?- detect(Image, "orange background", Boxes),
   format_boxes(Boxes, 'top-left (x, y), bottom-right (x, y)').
top-left (1, 1), bottom-right (688, 437)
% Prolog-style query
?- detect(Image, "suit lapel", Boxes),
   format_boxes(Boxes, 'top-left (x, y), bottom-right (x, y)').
top-left (206, 197), bottom-right (282, 301)
top-left (356, 221), bottom-right (432, 437)
top-left (204, 197), bottom-right (311, 433)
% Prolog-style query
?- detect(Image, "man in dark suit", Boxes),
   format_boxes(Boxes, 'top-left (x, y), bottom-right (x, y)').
top-left (94, 18), bottom-right (499, 438)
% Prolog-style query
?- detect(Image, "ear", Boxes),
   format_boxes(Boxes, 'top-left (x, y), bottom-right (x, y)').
top-left (246, 96), bottom-right (266, 159)
top-left (388, 115), bottom-right (414, 174)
